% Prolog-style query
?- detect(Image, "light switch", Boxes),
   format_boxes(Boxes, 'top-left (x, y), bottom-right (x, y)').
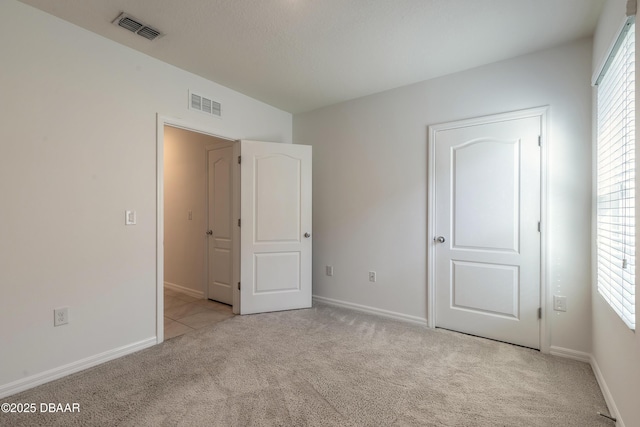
top-left (125, 210), bottom-right (137, 225)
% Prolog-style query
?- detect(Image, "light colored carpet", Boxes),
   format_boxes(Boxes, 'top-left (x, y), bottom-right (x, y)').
top-left (3, 303), bottom-right (611, 426)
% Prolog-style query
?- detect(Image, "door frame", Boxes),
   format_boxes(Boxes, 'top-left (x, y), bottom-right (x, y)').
top-left (426, 106), bottom-right (550, 353)
top-left (156, 114), bottom-right (240, 343)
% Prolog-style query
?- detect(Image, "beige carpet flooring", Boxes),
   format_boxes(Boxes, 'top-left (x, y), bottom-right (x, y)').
top-left (2, 303), bottom-right (612, 426)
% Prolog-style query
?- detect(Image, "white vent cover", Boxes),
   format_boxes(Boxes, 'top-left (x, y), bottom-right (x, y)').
top-left (112, 13), bottom-right (163, 41)
top-left (189, 91), bottom-right (222, 117)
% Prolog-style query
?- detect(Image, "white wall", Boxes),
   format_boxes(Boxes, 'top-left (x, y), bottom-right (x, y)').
top-left (0, 0), bottom-right (291, 395)
top-left (591, 1), bottom-right (640, 425)
top-left (164, 127), bottom-right (227, 295)
top-left (294, 38), bottom-right (594, 353)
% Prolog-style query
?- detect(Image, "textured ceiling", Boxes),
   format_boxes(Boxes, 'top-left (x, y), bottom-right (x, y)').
top-left (19, 0), bottom-right (605, 113)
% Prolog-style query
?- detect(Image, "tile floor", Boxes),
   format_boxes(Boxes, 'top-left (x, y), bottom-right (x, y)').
top-left (164, 287), bottom-right (235, 340)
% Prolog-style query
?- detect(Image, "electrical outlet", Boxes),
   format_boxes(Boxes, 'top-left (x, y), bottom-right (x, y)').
top-left (553, 295), bottom-right (567, 312)
top-left (188, 210), bottom-right (193, 221)
top-left (54, 307), bottom-right (69, 326)
top-left (369, 271), bottom-right (376, 282)
top-left (326, 265), bottom-right (334, 276)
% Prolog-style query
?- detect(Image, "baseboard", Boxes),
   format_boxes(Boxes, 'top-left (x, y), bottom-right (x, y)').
top-left (549, 346), bottom-right (591, 363)
top-left (312, 295), bottom-right (427, 326)
top-left (0, 337), bottom-right (156, 399)
top-left (164, 281), bottom-right (204, 299)
top-left (590, 355), bottom-right (624, 427)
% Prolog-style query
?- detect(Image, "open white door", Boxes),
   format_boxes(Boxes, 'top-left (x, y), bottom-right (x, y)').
top-left (240, 141), bottom-right (312, 314)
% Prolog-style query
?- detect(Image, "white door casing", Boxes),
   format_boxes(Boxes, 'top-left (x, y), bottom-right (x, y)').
top-left (207, 143), bottom-right (234, 305)
top-left (240, 141), bottom-right (312, 314)
top-left (428, 108), bottom-right (546, 349)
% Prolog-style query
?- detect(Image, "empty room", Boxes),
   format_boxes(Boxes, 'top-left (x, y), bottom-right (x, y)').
top-left (1, 0), bottom-right (639, 426)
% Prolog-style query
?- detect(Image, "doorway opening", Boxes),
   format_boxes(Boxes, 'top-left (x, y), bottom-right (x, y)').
top-left (156, 115), bottom-right (313, 343)
top-left (162, 125), bottom-right (237, 340)
top-left (157, 117), bottom-right (241, 343)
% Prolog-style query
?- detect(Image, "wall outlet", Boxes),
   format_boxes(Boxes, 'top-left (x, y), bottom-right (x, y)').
top-left (369, 271), bottom-right (376, 282)
top-left (188, 210), bottom-right (193, 221)
top-left (553, 295), bottom-right (567, 312)
top-left (325, 265), bottom-right (334, 276)
top-left (54, 307), bottom-right (69, 326)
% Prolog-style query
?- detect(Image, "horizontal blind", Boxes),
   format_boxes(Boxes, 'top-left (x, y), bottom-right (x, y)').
top-left (596, 20), bottom-right (636, 330)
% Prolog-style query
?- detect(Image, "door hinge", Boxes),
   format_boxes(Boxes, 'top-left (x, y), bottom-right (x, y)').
top-left (237, 155), bottom-right (241, 164)
top-left (238, 218), bottom-right (241, 227)
top-left (538, 135), bottom-right (541, 146)
top-left (537, 221), bottom-right (541, 232)
top-left (538, 307), bottom-right (542, 319)
top-left (238, 282), bottom-right (241, 290)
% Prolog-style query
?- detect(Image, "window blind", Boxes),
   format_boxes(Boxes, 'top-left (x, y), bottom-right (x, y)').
top-left (596, 19), bottom-right (636, 330)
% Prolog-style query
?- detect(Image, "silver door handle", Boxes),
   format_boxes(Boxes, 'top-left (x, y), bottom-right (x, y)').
top-left (435, 236), bottom-right (445, 243)
top-left (206, 230), bottom-right (213, 236)
top-left (304, 232), bottom-right (311, 238)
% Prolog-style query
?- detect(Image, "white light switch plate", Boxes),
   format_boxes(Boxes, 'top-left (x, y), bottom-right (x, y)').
top-left (125, 210), bottom-right (136, 225)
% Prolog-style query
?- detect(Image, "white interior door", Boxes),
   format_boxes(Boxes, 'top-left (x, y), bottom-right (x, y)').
top-left (240, 140), bottom-right (312, 314)
top-left (207, 143), bottom-right (234, 305)
top-left (431, 112), bottom-right (542, 349)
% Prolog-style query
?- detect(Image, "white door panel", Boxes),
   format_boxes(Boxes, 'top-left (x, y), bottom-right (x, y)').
top-left (453, 139), bottom-right (519, 251)
top-left (452, 261), bottom-right (519, 318)
top-left (240, 141), bottom-right (312, 314)
top-left (255, 154), bottom-right (301, 242)
top-left (432, 114), bottom-right (541, 349)
top-left (254, 252), bottom-right (301, 293)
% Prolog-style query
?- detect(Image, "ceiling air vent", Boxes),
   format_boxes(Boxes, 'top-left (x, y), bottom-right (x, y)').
top-left (137, 26), bottom-right (161, 40)
top-left (112, 13), bottom-right (163, 41)
top-left (189, 91), bottom-right (222, 118)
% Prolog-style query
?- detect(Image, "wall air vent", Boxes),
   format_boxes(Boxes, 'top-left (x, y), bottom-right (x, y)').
top-left (112, 13), bottom-right (163, 41)
top-left (189, 91), bottom-right (222, 118)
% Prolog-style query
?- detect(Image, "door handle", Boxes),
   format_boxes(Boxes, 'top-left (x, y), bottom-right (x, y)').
top-left (304, 232), bottom-right (311, 238)
top-left (435, 236), bottom-right (446, 243)
top-left (206, 230), bottom-right (213, 236)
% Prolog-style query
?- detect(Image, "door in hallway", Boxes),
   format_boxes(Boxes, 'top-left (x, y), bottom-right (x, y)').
top-left (207, 143), bottom-right (234, 305)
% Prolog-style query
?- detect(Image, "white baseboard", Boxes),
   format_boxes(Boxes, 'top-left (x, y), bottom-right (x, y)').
top-left (590, 355), bottom-right (624, 427)
top-left (164, 281), bottom-right (204, 299)
top-left (549, 346), bottom-right (591, 363)
top-left (0, 337), bottom-right (156, 399)
top-left (312, 295), bottom-right (427, 326)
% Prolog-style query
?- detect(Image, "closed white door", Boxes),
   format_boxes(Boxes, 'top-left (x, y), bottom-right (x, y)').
top-left (207, 144), bottom-right (234, 305)
top-left (239, 141), bottom-right (312, 314)
top-left (431, 112), bottom-right (542, 349)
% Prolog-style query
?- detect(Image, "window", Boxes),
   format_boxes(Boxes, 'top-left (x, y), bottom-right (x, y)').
top-left (596, 18), bottom-right (636, 330)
